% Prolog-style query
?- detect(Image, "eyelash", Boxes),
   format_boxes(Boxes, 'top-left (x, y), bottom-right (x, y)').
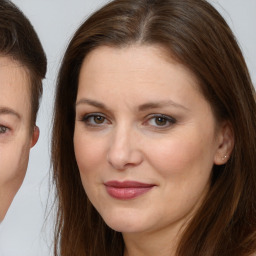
top-left (80, 113), bottom-right (176, 129)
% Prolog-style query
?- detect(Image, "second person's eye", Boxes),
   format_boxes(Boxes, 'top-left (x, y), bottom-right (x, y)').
top-left (0, 125), bottom-right (9, 134)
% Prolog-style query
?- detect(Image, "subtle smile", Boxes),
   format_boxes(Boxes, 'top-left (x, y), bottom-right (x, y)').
top-left (104, 180), bottom-right (155, 200)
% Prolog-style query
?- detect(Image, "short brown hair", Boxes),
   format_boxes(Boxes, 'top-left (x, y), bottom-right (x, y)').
top-left (52, 0), bottom-right (256, 255)
top-left (0, 0), bottom-right (47, 127)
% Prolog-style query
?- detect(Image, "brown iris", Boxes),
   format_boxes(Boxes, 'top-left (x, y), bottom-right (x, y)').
top-left (94, 115), bottom-right (105, 124)
top-left (155, 117), bottom-right (167, 126)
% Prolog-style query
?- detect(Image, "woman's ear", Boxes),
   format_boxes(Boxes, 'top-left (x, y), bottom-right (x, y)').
top-left (214, 121), bottom-right (234, 165)
top-left (30, 125), bottom-right (39, 148)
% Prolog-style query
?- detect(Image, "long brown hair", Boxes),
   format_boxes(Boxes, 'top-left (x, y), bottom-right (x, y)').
top-left (0, 0), bottom-right (47, 127)
top-left (52, 0), bottom-right (256, 255)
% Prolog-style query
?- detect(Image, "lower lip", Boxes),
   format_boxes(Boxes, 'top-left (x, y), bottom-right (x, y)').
top-left (105, 186), bottom-right (154, 200)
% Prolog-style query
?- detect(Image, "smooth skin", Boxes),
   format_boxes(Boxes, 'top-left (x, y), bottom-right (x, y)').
top-left (0, 56), bottom-right (39, 222)
top-left (74, 45), bottom-right (234, 256)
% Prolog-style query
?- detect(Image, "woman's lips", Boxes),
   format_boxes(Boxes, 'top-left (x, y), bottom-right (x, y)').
top-left (104, 180), bottom-right (155, 200)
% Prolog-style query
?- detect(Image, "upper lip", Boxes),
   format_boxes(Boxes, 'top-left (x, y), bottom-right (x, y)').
top-left (104, 180), bottom-right (155, 188)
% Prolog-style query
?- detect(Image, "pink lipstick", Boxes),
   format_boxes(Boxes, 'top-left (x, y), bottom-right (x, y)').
top-left (104, 180), bottom-right (155, 200)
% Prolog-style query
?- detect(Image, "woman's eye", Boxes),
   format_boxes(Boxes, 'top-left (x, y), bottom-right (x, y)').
top-left (146, 114), bottom-right (176, 128)
top-left (92, 115), bottom-right (106, 124)
top-left (154, 116), bottom-right (168, 126)
top-left (0, 125), bottom-right (8, 134)
top-left (81, 114), bottom-right (108, 126)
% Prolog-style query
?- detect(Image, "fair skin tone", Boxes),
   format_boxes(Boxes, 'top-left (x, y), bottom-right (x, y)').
top-left (74, 45), bottom-right (234, 256)
top-left (0, 56), bottom-right (39, 222)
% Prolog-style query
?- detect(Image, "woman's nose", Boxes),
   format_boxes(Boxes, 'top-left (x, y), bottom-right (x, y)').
top-left (107, 127), bottom-right (143, 170)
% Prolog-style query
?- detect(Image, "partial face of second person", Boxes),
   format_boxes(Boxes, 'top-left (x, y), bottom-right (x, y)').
top-left (0, 56), bottom-right (39, 221)
top-left (74, 45), bottom-right (233, 239)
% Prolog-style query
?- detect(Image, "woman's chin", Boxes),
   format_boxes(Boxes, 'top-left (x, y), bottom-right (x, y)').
top-left (102, 214), bottom-right (146, 234)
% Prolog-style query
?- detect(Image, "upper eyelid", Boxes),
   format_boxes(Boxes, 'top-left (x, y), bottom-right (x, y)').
top-left (146, 113), bottom-right (176, 121)
top-left (79, 112), bottom-right (108, 120)
top-left (75, 102), bottom-right (112, 117)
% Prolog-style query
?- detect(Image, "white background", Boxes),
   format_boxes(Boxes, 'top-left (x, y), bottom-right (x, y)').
top-left (0, 0), bottom-right (255, 255)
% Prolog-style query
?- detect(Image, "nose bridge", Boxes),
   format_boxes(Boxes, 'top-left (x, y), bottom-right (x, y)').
top-left (113, 123), bottom-right (131, 151)
top-left (107, 122), bottom-right (142, 170)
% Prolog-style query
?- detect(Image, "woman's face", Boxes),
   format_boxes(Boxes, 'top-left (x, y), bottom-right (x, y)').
top-left (0, 56), bottom-right (38, 221)
top-left (74, 45), bottom-right (229, 236)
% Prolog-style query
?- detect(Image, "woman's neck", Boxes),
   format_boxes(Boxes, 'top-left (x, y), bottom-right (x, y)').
top-left (122, 222), bottom-right (185, 256)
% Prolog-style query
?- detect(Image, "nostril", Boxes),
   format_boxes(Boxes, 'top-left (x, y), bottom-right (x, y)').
top-left (107, 128), bottom-right (143, 170)
top-left (107, 151), bottom-right (129, 170)
top-left (107, 149), bottom-right (143, 170)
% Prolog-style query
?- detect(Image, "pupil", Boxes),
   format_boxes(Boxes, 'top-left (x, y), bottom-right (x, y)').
top-left (156, 117), bottom-right (166, 126)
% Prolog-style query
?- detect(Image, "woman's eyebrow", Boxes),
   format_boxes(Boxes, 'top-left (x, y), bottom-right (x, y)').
top-left (0, 106), bottom-right (21, 119)
top-left (138, 100), bottom-right (188, 111)
top-left (75, 98), bottom-right (189, 112)
top-left (75, 98), bottom-right (107, 110)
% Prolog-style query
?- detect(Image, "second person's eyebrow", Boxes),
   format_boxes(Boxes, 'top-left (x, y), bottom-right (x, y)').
top-left (0, 106), bottom-right (21, 119)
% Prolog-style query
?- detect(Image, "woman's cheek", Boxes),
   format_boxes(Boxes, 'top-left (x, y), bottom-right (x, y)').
top-left (145, 134), bottom-right (200, 176)
top-left (74, 132), bottom-right (106, 173)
